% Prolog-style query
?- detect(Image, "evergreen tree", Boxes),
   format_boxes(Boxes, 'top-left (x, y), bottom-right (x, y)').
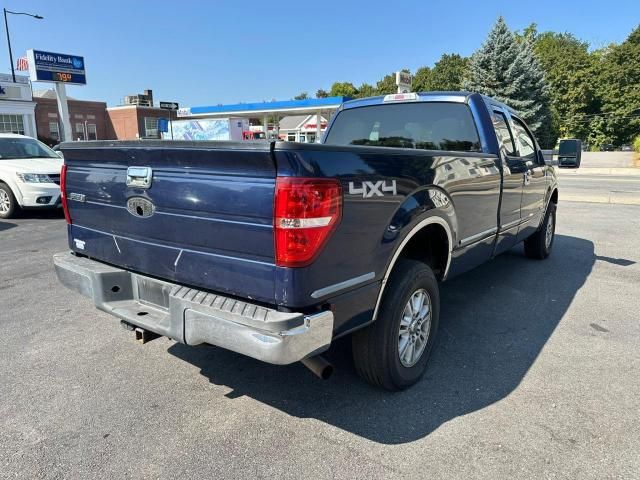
top-left (464, 17), bottom-right (552, 144)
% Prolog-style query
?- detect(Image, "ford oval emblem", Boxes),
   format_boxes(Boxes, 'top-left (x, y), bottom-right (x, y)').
top-left (127, 197), bottom-right (155, 218)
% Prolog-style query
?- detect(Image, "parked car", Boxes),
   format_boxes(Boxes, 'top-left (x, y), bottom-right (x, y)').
top-left (600, 143), bottom-right (615, 151)
top-left (0, 134), bottom-right (63, 219)
top-left (620, 144), bottom-right (632, 151)
top-left (54, 92), bottom-right (561, 390)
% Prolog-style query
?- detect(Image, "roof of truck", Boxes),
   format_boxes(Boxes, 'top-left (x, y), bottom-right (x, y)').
top-left (341, 91), bottom-right (517, 115)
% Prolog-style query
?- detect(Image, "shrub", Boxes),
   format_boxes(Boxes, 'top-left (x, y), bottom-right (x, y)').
top-left (633, 135), bottom-right (640, 153)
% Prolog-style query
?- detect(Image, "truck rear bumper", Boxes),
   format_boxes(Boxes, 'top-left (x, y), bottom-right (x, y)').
top-left (53, 251), bottom-right (333, 365)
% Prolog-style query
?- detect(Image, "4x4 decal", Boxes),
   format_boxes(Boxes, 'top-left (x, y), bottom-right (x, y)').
top-left (348, 180), bottom-right (397, 198)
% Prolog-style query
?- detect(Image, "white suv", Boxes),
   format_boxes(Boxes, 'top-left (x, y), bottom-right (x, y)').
top-left (0, 134), bottom-right (63, 219)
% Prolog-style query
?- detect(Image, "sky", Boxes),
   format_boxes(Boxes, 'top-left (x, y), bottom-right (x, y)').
top-left (5, 0), bottom-right (639, 108)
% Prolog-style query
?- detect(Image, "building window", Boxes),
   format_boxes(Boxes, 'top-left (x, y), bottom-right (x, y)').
top-left (144, 117), bottom-right (159, 138)
top-left (75, 123), bottom-right (86, 140)
top-left (0, 114), bottom-right (25, 135)
top-left (87, 124), bottom-right (97, 141)
top-left (49, 122), bottom-right (60, 141)
top-left (287, 132), bottom-right (296, 142)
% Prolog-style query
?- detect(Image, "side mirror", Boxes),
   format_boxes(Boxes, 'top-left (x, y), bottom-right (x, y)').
top-left (557, 139), bottom-right (582, 168)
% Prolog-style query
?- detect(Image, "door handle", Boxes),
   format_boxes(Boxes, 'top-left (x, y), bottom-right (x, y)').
top-left (126, 167), bottom-right (153, 189)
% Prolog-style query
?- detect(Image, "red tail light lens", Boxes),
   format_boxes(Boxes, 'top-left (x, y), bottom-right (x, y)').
top-left (60, 164), bottom-right (72, 224)
top-left (274, 177), bottom-right (342, 267)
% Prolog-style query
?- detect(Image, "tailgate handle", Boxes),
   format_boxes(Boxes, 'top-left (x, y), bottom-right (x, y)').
top-left (126, 167), bottom-right (153, 189)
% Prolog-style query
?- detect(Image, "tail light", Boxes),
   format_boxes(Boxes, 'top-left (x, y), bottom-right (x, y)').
top-left (60, 164), bottom-right (71, 224)
top-left (274, 177), bottom-right (342, 267)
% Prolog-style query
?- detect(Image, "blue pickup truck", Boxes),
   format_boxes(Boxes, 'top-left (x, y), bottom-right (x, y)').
top-left (54, 92), bottom-right (559, 390)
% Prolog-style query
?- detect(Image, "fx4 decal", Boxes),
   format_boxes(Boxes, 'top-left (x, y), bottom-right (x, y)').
top-left (348, 180), bottom-right (397, 198)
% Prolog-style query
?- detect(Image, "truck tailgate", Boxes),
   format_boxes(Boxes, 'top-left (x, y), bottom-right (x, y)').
top-left (61, 141), bottom-right (276, 303)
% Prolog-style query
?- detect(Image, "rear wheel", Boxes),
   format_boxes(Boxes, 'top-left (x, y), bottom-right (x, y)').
top-left (524, 202), bottom-right (556, 259)
top-left (352, 259), bottom-right (440, 390)
top-left (0, 183), bottom-right (18, 219)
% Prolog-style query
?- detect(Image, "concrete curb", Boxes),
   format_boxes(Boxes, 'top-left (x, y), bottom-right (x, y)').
top-left (561, 193), bottom-right (640, 206)
top-left (555, 167), bottom-right (640, 176)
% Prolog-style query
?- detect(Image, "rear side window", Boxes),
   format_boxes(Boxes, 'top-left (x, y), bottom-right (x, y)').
top-left (324, 102), bottom-right (481, 152)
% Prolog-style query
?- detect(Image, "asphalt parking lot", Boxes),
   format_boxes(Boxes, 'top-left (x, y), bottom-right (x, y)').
top-left (1, 200), bottom-right (639, 479)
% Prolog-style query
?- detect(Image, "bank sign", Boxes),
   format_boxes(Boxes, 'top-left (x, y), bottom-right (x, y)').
top-left (26, 49), bottom-right (86, 85)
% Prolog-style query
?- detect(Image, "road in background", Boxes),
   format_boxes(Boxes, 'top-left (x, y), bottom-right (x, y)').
top-left (576, 151), bottom-right (637, 168)
top-left (1, 202), bottom-right (639, 479)
top-left (559, 174), bottom-right (640, 205)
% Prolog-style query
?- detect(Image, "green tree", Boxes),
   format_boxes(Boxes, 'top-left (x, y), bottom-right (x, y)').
top-left (293, 92), bottom-right (309, 100)
top-left (529, 29), bottom-right (598, 145)
top-left (355, 83), bottom-right (377, 98)
top-left (329, 82), bottom-right (358, 97)
top-left (429, 54), bottom-right (469, 91)
top-left (595, 26), bottom-right (640, 145)
top-left (464, 17), bottom-right (552, 144)
top-left (412, 67), bottom-right (432, 91)
top-left (315, 89), bottom-right (329, 98)
top-left (375, 72), bottom-right (397, 95)
top-left (375, 70), bottom-right (410, 95)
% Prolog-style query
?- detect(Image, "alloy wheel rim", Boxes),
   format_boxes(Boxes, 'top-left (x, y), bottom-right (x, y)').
top-left (0, 190), bottom-right (9, 213)
top-left (398, 288), bottom-right (432, 367)
top-left (545, 212), bottom-right (554, 249)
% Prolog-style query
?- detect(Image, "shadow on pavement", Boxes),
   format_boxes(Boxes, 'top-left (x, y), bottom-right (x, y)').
top-left (0, 221), bottom-right (17, 232)
top-left (168, 234), bottom-right (594, 444)
top-left (595, 255), bottom-right (635, 267)
top-left (16, 209), bottom-right (65, 220)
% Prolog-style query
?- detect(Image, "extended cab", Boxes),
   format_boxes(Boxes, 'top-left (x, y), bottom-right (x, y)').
top-left (54, 92), bottom-right (560, 390)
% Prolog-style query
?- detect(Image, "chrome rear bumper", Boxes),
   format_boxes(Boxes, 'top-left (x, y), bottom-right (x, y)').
top-left (53, 251), bottom-right (333, 365)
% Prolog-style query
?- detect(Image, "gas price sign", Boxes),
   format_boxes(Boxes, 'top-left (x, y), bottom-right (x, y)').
top-left (26, 50), bottom-right (87, 85)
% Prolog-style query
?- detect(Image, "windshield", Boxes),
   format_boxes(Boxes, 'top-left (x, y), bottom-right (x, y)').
top-left (0, 137), bottom-right (59, 160)
top-left (324, 102), bottom-right (481, 152)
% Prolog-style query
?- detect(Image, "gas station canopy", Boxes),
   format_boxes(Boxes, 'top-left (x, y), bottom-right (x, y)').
top-left (178, 96), bottom-right (350, 119)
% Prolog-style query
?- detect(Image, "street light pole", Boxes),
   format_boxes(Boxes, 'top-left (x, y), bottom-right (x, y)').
top-left (3, 9), bottom-right (44, 83)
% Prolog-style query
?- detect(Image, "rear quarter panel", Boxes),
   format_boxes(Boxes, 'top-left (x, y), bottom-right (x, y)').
top-left (273, 143), bottom-right (501, 334)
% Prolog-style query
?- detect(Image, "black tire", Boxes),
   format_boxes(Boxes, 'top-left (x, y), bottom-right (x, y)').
top-left (0, 182), bottom-right (18, 219)
top-left (524, 202), bottom-right (556, 259)
top-left (352, 258), bottom-right (440, 391)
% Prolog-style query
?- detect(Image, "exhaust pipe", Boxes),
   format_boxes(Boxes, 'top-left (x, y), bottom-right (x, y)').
top-left (301, 355), bottom-right (334, 380)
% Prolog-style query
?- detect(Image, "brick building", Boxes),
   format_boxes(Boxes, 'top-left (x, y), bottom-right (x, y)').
top-left (105, 105), bottom-right (170, 140)
top-left (33, 90), bottom-right (108, 145)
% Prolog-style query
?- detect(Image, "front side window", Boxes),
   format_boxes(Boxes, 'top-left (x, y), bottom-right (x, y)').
top-left (511, 118), bottom-right (536, 160)
top-left (0, 137), bottom-right (59, 159)
top-left (492, 111), bottom-right (516, 156)
top-left (324, 102), bottom-right (481, 152)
